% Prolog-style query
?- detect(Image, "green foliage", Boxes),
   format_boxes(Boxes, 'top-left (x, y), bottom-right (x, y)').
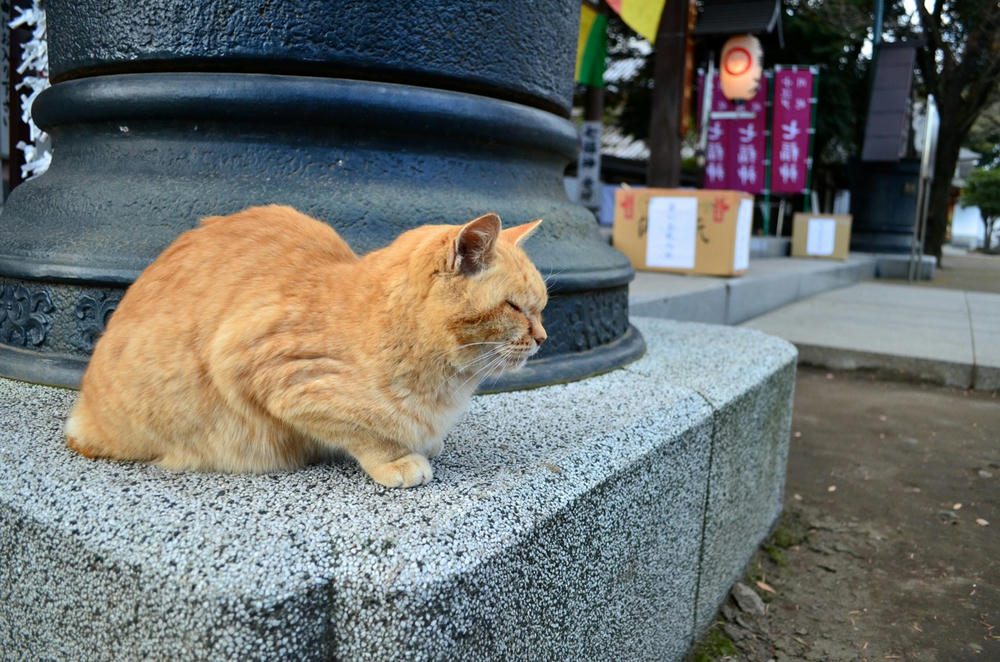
top-left (763, 542), bottom-right (787, 566)
top-left (687, 623), bottom-right (738, 662)
top-left (612, 54), bottom-right (654, 143)
top-left (600, 13), bottom-right (655, 142)
top-left (964, 168), bottom-right (1000, 219)
top-left (770, 511), bottom-right (808, 548)
top-left (963, 167), bottom-right (1000, 249)
top-left (966, 102), bottom-right (1000, 169)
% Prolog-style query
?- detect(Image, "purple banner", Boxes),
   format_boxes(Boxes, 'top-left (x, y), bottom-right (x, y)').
top-left (698, 73), bottom-right (767, 193)
top-left (727, 82), bottom-right (767, 193)
top-left (771, 68), bottom-right (814, 194)
top-left (699, 74), bottom-right (729, 189)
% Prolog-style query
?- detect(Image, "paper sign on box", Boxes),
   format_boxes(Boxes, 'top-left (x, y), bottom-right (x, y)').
top-left (734, 199), bottom-right (753, 271)
top-left (646, 197), bottom-right (698, 269)
top-left (806, 218), bottom-right (837, 256)
top-left (791, 213), bottom-right (852, 261)
top-left (613, 188), bottom-right (754, 277)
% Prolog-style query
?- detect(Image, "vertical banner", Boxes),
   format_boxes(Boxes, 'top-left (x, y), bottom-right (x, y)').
top-left (698, 72), bottom-right (767, 193)
top-left (699, 74), bottom-right (729, 189)
top-left (727, 80), bottom-right (767, 194)
top-left (771, 67), bottom-right (815, 194)
top-left (577, 120), bottom-right (602, 209)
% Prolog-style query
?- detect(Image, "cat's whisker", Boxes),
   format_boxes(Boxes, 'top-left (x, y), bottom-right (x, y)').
top-left (476, 352), bottom-right (509, 377)
top-left (455, 341), bottom-right (506, 350)
top-left (460, 350), bottom-right (510, 389)
top-left (457, 347), bottom-right (504, 373)
top-left (484, 347), bottom-right (520, 379)
top-left (488, 355), bottom-right (513, 378)
top-left (487, 360), bottom-right (510, 378)
top-left (541, 267), bottom-right (568, 289)
top-left (456, 354), bottom-right (495, 379)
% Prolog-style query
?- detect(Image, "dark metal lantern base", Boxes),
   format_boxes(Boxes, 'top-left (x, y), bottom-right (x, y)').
top-left (0, 73), bottom-right (643, 390)
top-left (0, 279), bottom-right (645, 391)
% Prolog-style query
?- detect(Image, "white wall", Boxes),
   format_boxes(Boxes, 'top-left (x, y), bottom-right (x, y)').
top-left (951, 203), bottom-right (985, 248)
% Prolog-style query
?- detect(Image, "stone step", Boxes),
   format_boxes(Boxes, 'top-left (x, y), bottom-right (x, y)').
top-left (629, 252), bottom-right (934, 327)
top-left (0, 317), bottom-right (796, 661)
top-left (629, 254), bottom-right (878, 325)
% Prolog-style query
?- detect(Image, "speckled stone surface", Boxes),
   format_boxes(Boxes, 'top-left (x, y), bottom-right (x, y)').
top-left (0, 317), bottom-right (795, 661)
top-left (605, 320), bottom-right (797, 636)
top-left (629, 323), bottom-right (797, 632)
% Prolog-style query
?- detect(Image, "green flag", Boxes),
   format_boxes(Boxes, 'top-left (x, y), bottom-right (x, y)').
top-left (575, 5), bottom-right (608, 88)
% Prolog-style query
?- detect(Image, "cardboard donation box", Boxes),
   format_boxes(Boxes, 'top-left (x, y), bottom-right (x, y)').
top-left (613, 188), bottom-right (754, 276)
top-left (791, 213), bottom-right (852, 260)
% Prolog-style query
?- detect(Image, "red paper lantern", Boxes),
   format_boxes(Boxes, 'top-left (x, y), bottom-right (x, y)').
top-left (720, 34), bottom-right (763, 101)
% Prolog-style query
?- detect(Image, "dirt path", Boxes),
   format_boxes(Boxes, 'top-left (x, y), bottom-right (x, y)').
top-left (689, 367), bottom-right (1000, 661)
top-left (884, 251), bottom-right (1000, 294)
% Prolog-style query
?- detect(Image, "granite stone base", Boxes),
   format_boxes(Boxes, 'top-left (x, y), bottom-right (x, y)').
top-left (0, 318), bottom-right (796, 661)
top-left (873, 253), bottom-right (936, 280)
top-left (750, 236), bottom-right (790, 258)
top-left (629, 255), bottom-right (877, 328)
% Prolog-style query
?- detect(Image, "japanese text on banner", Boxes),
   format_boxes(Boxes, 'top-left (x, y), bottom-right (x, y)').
top-left (577, 120), bottom-right (602, 208)
top-left (771, 68), bottom-right (813, 194)
top-left (698, 73), bottom-right (729, 189)
top-left (698, 73), bottom-right (767, 193)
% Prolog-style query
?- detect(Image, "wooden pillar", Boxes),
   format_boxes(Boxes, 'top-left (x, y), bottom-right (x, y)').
top-left (645, 0), bottom-right (689, 187)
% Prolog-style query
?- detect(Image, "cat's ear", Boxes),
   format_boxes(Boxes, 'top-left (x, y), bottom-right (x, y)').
top-left (451, 213), bottom-right (501, 276)
top-left (501, 219), bottom-right (542, 246)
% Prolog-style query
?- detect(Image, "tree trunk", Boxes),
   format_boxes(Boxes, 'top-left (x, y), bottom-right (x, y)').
top-left (645, 0), bottom-right (688, 187)
top-left (911, 0), bottom-right (1000, 261)
top-left (923, 116), bottom-right (963, 263)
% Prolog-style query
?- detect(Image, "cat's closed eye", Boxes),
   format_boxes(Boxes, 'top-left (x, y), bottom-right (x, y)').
top-left (505, 300), bottom-right (523, 314)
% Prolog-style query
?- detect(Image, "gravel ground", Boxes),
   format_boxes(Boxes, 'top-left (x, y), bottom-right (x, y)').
top-left (688, 367), bottom-right (999, 662)
top-left (888, 251), bottom-right (1000, 294)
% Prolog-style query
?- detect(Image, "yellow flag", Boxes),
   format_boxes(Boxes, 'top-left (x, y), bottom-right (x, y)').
top-left (607, 0), bottom-right (666, 43)
top-left (575, 4), bottom-right (598, 83)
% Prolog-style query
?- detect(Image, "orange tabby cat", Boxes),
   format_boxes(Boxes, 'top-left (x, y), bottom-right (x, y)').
top-left (65, 205), bottom-right (547, 488)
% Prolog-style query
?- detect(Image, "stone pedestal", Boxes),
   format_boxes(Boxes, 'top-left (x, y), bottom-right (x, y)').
top-left (0, 319), bottom-right (795, 661)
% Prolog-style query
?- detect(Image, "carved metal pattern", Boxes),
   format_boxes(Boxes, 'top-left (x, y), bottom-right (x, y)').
top-left (0, 276), bottom-right (634, 389)
top-left (0, 282), bottom-right (55, 347)
top-left (538, 287), bottom-right (630, 357)
top-left (71, 293), bottom-right (121, 352)
top-left (566, 289), bottom-right (629, 352)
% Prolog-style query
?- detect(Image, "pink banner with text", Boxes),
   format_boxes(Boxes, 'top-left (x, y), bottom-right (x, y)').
top-left (770, 68), bottom-right (814, 194)
top-left (698, 73), bottom-right (768, 193)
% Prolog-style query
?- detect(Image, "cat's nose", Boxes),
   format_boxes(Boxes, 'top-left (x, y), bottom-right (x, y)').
top-left (531, 320), bottom-right (547, 346)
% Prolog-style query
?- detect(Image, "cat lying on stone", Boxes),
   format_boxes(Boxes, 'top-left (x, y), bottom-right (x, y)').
top-left (65, 205), bottom-right (547, 488)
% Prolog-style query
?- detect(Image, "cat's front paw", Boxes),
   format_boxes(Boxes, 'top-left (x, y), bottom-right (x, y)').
top-left (368, 453), bottom-right (433, 488)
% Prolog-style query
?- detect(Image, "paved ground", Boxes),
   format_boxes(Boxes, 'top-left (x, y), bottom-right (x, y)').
top-left (629, 253), bottom-right (877, 326)
top-left (744, 252), bottom-right (1000, 391)
top-left (688, 368), bottom-right (1000, 662)
top-left (904, 252), bottom-right (1000, 294)
top-left (688, 250), bottom-right (1000, 661)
